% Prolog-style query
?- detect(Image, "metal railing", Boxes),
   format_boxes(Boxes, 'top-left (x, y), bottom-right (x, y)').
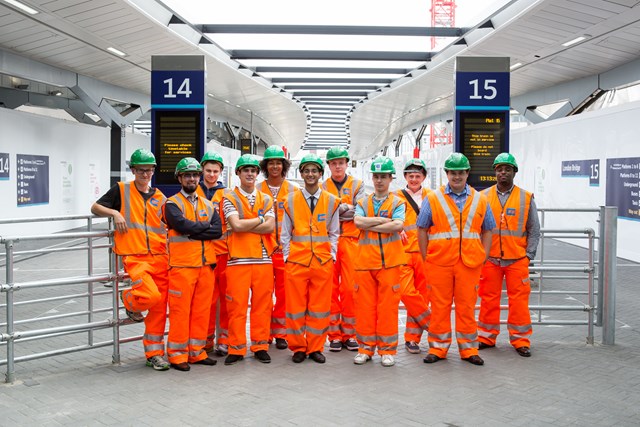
top-left (0, 215), bottom-right (137, 384)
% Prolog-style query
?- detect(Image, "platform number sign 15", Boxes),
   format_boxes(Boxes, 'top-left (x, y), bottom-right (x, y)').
top-left (468, 79), bottom-right (497, 100)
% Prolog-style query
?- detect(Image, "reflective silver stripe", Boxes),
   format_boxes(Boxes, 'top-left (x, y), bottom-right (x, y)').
top-left (342, 326), bottom-right (356, 334)
top-left (360, 233), bottom-right (402, 246)
top-left (189, 338), bottom-right (207, 346)
top-left (189, 349), bottom-right (205, 357)
top-left (308, 310), bottom-right (330, 319)
top-left (462, 231), bottom-right (480, 239)
top-left (377, 334), bottom-right (398, 344)
top-left (403, 224), bottom-right (417, 232)
top-left (272, 318), bottom-right (286, 326)
top-left (458, 341), bottom-right (477, 350)
top-left (430, 231), bottom-right (459, 240)
top-left (286, 311), bottom-right (307, 320)
top-left (306, 325), bottom-right (329, 335)
top-left (252, 340), bottom-right (269, 345)
top-left (131, 279), bottom-right (142, 286)
top-left (361, 344), bottom-right (374, 352)
top-left (429, 331), bottom-right (452, 340)
top-left (508, 323), bottom-right (532, 333)
top-left (493, 229), bottom-right (527, 237)
top-left (434, 189), bottom-right (458, 233)
top-left (328, 325), bottom-right (340, 332)
top-left (404, 327), bottom-right (423, 334)
top-left (230, 344), bottom-right (246, 350)
top-left (342, 316), bottom-right (356, 324)
top-left (477, 320), bottom-right (500, 330)
top-left (170, 350), bottom-right (188, 356)
top-left (510, 332), bottom-right (531, 340)
top-left (378, 345), bottom-right (398, 351)
top-left (169, 235), bottom-right (192, 242)
top-left (456, 331), bottom-right (478, 341)
top-left (128, 223), bottom-right (166, 235)
top-left (144, 344), bottom-right (165, 352)
top-left (478, 330), bottom-right (498, 339)
top-left (411, 310), bottom-right (431, 324)
top-left (144, 333), bottom-right (165, 342)
top-left (357, 333), bottom-right (376, 342)
top-left (271, 327), bottom-right (286, 335)
top-left (291, 235), bottom-right (331, 243)
top-left (226, 191), bottom-right (245, 217)
top-left (286, 327), bottom-right (305, 336)
top-left (428, 341), bottom-right (450, 348)
top-left (167, 341), bottom-right (188, 349)
top-left (462, 190), bottom-right (481, 235)
top-left (168, 289), bottom-right (181, 297)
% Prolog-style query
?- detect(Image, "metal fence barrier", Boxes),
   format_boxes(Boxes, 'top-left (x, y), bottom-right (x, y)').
top-left (1, 208), bottom-right (618, 383)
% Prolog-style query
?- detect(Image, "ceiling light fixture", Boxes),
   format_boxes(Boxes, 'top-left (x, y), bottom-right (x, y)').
top-left (562, 36), bottom-right (586, 47)
top-left (510, 62), bottom-right (523, 70)
top-left (106, 47), bottom-right (127, 57)
top-left (49, 90), bottom-right (63, 96)
top-left (3, 0), bottom-right (38, 15)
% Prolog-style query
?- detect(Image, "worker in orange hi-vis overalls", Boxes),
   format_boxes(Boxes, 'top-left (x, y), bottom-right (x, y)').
top-left (197, 151), bottom-right (231, 357)
top-left (395, 158), bottom-right (432, 355)
top-left (352, 156), bottom-right (407, 368)
top-left (478, 152), bottom-right (541, 358)
top-left (91, 148), bottom-right (171, 372)
top-left (223, 154), bottom-right (277, 366)
top-left (164, 157), bottom-right (222, 372)
top-left (418, 153), bottom-right (495, 367)
top-left (322, 146), bottom-right (365, 353)
top-left (259, 145), bottom-right (298, 351)
top-left (281, 154), bottom-right (340, 364)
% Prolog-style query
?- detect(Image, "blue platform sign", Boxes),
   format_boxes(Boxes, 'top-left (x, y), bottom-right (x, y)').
top-left (151, 70), bottom-right (205, 108)
top-left (561, 159), bottom-right (600, 186)
top-left (606, 157), bottom-right (640, 221)
top-left (17, 154), bottom-right (49, 206)
top-left (454, 57), bottom-right (511, 190)
top-left (0, 152), bottom-right (9, 180)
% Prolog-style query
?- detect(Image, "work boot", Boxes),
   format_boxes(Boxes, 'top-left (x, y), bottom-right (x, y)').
top-left (329, 340), bottom-right (342, 352)
top-left (343, 338), bottom-right (358, 351)
top-left (224, 354), bottom-right (244, 365)
top-left (405, 341), bottom-right (421, 354)
top-left (215, 344), bottom-right (228, 357)
top-left (194, 357), bottom-right (217, 366)
top-left (254, 350), bottom-right (271, 364)
top-left (275, 338), bottom-right (288, 350)
top-left (120, 290), bottom-right (144, 323)
top-left (171, 362), bottom-right (190, 372)
top-left (146, 356), bottom-right (169, 371)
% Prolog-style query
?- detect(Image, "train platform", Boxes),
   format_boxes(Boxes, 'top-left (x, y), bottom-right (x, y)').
top-left (1, 236), bottom-right (639, 426)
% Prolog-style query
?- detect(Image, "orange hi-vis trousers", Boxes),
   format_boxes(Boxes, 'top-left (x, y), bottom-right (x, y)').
top-left (270, 252), bottom-right (287, 340)
top-left (478, 257), bottom-right (532, 349)
top-left (226, 263), bottom-right (274, 356)
top-left (328, 236), bottom-right (357, 342)
top-left (426, 259), bottom-right (482, 360)
top-left (285, 258), bottom-right (333, 354)
top-left (354, 266), bottom-right (402, 356)
top-left (121, 254), bottom-right (169, 359)
top-left (205, 254), bottom-right (229, 351)
top-left (401, 252), bottom-right (431, 343)
top-left (166, 265), bottom-right (215, 365)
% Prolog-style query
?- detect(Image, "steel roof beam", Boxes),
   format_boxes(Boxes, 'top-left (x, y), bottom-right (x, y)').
top-left (199, 25), bottom-right (467, 37)
top-left (256, 67), bottom-right (411, 74)
top-left (232, 50), bottom-right (433, 61)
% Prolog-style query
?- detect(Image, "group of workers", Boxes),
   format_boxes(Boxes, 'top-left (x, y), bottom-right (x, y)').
top-left (91, 144), bottom-right (540, 371)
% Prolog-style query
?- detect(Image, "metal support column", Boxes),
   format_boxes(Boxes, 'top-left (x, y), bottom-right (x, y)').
top-left (600, 206), bottom-right (618, 345)
top-left (4, 240), bottom-right (15, 383)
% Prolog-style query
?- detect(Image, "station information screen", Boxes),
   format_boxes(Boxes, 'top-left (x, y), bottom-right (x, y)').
top-left (459, 111), bottom-right (507, 189)
top-left (152, 110), bottom-right (202, 186)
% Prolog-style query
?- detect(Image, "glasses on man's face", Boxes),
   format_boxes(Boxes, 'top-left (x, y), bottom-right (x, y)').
top-left (181, 172), bottom-right (201, 180)
top-left (134, 168), bottom-right (155, 175)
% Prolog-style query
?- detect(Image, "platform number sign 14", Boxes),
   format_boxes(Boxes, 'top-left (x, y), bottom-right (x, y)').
top-left (163, 77), bottom-right (192, 99)
top-left (0, 153), bottom-right (9, 180)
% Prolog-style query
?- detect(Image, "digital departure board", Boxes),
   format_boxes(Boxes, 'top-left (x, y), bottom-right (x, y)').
top-left (454, 57), bottom-right (510, 190)
top-left (459, 111), bottom-right (506, 188)
top-left (152, 110), bottom-right (202, 185)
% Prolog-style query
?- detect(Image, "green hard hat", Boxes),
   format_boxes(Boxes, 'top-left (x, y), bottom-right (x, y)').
top-left (370, 156), bottom-right (396, 174)
top-left (326, 146), bottom-right (349, 163)
top-left (263, 145), bottom-right (286, 160)
top-left (235, 154), bottom-right (261, 172)
top-left (201, 151), bottom-right (224, 169)
top-left (404, 158), bottom-right (427, 174)
top-left (130, 148), bottom-right (156, 166)
top-left (493, 152), bottom-right (518, 172)
top-left (444, 152), bottom-right (471, 171)
top-left (175, 157), bottom-right (202, 176)
top-left (299, 153), bottom-right (324, 173)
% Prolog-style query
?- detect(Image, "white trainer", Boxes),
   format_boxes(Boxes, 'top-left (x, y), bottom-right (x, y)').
top-left (353, 353), bottom-right (371, 365)
top-left (381, 354), bottom-right (395, 367)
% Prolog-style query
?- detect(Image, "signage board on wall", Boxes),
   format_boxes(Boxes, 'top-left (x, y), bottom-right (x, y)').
top-left (606, 157), bottom-right (640, 220)
top-left (561, 159), bottom-right (600, 186)
top-left (17, 154), bottom-right (49, 206)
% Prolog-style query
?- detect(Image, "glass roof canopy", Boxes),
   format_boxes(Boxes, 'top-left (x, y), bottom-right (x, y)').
top-left (161, 0), bottom-right (511, 151)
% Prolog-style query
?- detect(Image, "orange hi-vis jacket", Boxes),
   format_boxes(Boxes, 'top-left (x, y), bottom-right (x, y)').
top-left (165, 192), bottom-right (217, 268)
top-left (113, 181), bottom-right (167, 256)
top-left (322, 175), bottom-right (363, 238)
top-left (284, 190), bottom-right (340, 266)
top-left (224, 188), bottom-right (277, 259)
top-left (260, 180), bottom-right (296, 248)
top-left (395, 188), bottom-right (431, 253)
top-left (427, 186), bottom-right (488, 268)
top-left (355, 194), bottom-right (407, 270)
top-left (196, 185), bottom-right (228, 256)
top-left (483, 185), bottom-right (532, 260)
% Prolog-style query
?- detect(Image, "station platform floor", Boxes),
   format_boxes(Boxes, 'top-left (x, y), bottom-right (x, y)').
top-left (1, 237), bottom-right (639, 426)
